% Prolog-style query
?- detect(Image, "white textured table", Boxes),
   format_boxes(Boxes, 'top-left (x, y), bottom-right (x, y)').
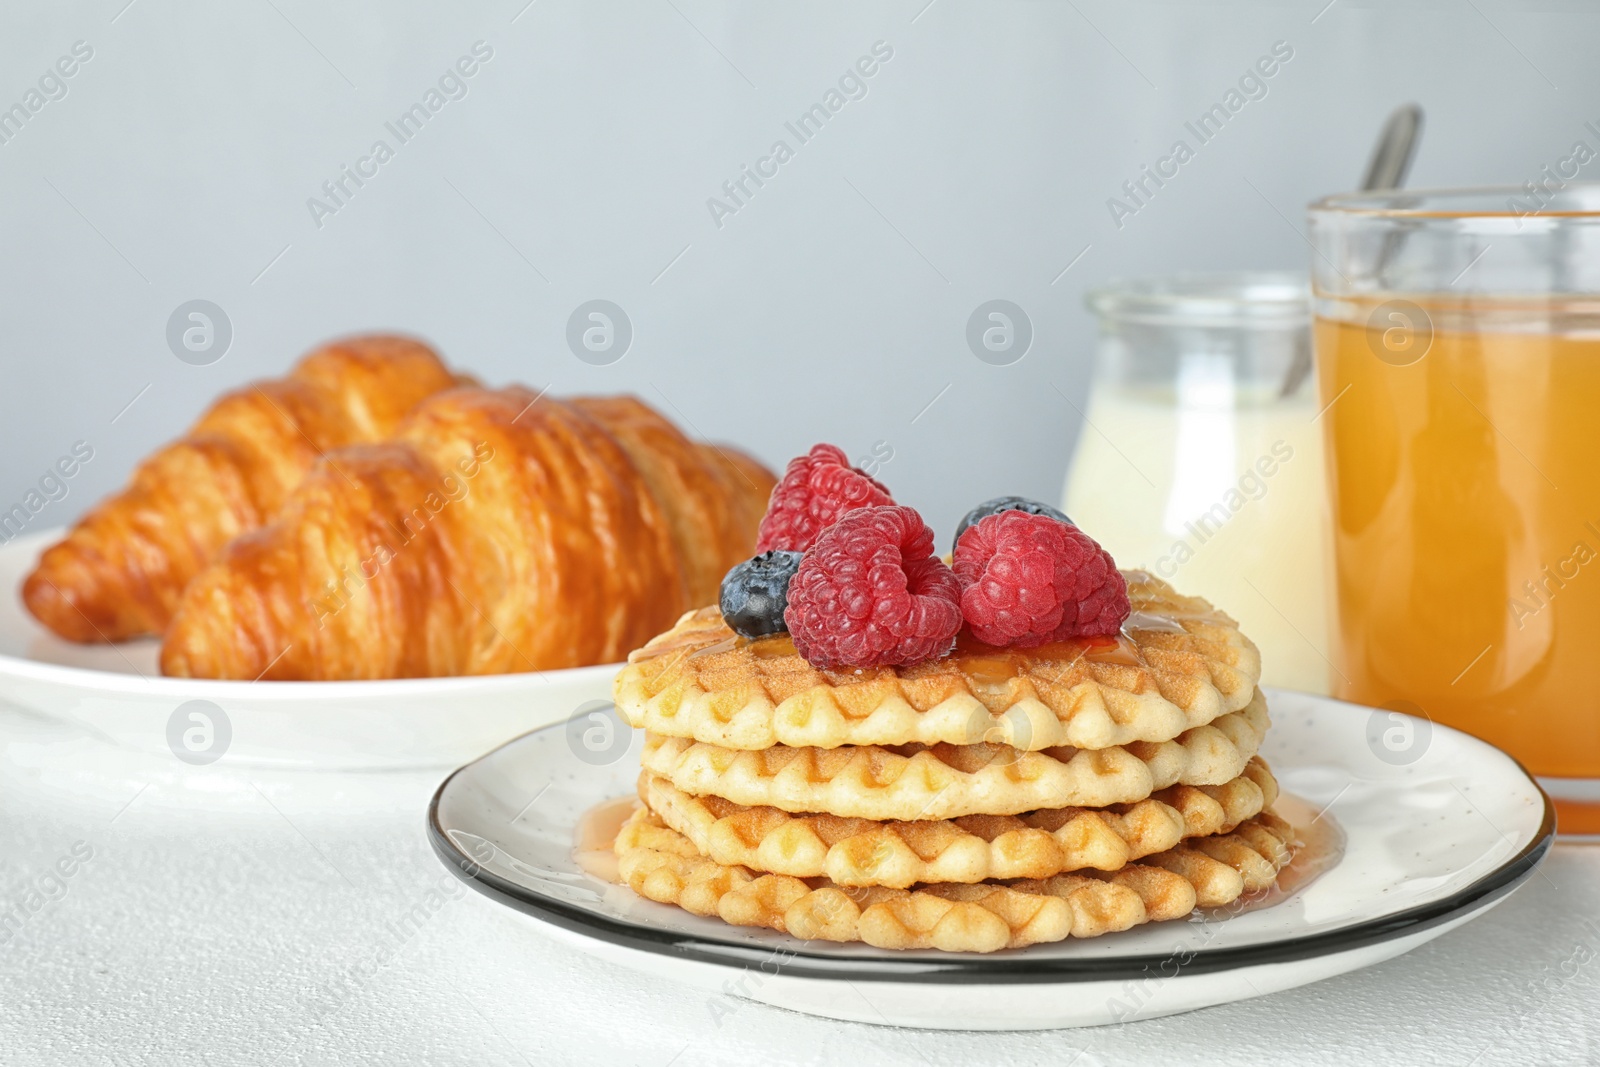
top-left (2, 700), bottom-right (1596, 1067)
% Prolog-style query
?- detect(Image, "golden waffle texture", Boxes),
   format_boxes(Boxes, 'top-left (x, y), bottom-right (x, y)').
top-left (614, 806), bottom-right (1296, 952)
top-left (638, 690), bottom-right (1269, 820)
top-left (639, 757), bottom-right (1277, 887)
top-left (608, 570), bottom-right (1298, 952)
top-left (617, 571), bottom-right (1261, 752)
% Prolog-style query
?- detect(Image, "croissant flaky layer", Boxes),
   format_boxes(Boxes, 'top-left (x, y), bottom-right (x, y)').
top-left (22, 335), bottom-right (469, 643)
top-left (159, 389), bottom-right (776, 680)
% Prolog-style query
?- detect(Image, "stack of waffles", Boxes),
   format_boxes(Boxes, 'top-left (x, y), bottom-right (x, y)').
top-left (611, 572), bottom-right (1296, 953)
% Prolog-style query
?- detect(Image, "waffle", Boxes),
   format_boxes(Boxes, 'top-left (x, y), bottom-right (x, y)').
top-left (617, 571), bottom-right (1261, 752)
top-left (614, 806), bottom-right (1296, 952)
top-left (639, 757), bottom-right (1277, 887)
top-left (638, 689), bottom-right (1268, 821)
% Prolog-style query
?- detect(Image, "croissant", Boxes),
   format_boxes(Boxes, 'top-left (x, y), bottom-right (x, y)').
top-left (22, 335), bottom-right (471, 643)
top-left (158, 388), bottom-right (776, 680)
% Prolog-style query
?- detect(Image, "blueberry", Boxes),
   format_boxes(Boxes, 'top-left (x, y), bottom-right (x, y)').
top-left (719, 550), bottom-right (804, 639)
top-left (953, 496), bottom-right (1073, 551)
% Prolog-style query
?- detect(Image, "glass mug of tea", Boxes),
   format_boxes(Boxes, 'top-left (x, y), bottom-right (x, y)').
top-left (1310, 186), bottom-right (1600, 831)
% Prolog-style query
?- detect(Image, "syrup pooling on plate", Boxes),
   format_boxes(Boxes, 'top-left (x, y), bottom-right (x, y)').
top-left (1196, 792), bottom-right (1345, 921)
top-left (572, 795), bottom-right (638, 886)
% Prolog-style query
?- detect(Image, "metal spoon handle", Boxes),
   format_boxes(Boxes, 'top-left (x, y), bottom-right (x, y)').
top-left (1278, 103), bottom-right (1425, 398)
top-left (1361, 104), bottom-right (1424, 192)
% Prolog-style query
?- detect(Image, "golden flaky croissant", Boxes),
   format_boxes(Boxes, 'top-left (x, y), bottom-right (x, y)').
top-left (158, 388), bottom-right (776, 680)
top-left (23, 335), bottom-right (470, 643)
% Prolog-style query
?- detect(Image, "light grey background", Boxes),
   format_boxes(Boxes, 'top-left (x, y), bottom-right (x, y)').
top-left (1, 0), bottom-right (1596, 539)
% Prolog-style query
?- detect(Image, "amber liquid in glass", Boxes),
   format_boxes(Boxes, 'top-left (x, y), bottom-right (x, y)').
top-left (1317, 302), bottom-right (1600, 825)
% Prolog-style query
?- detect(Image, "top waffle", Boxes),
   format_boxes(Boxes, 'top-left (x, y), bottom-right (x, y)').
top-left (616, 570), bottom-right (1261, 752)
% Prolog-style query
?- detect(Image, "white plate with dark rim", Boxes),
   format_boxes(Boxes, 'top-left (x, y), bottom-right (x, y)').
top-left (0, 529), bottom-right (617, 770)
top-left (428, 687), bottom-right (1554, 1030)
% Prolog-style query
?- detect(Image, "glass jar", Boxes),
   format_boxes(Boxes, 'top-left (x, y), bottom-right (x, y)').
top-left (1064, 272), bottom-right (1330, 693)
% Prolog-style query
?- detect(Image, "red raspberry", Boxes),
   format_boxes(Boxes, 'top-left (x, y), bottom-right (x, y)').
top-left (952, 511), bottom-right (1130, 647)
top-left (754, 444), bottom-right (894, 554)
top-left (784, 505), bottom-right (962, 669)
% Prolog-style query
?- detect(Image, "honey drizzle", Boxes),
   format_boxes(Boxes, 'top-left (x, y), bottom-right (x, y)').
top-left (687, 637), bottom-right (739, 660)
top-left (1122, 610), bottom-right (1190, 634)
top-left (631, 599), bottom-right (1214, 681)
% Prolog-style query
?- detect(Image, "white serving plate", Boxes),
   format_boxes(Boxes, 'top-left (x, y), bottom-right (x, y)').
top-left (428, 688), bottom-right (1554, 1030)
top-left (0, 529), bottom-right (617, 770)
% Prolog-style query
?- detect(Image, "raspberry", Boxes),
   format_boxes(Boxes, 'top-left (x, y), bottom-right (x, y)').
top-left (952, 511), bottom-right (1130, 647)
top-left (784, 505), bottom-right (962, 669)
top-left (754, 443), bottom-right (894, 554)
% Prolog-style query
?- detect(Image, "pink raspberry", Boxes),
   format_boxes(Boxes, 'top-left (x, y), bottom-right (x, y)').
top-left (783, 505), bottom-right (962, 669)
top-left (952, 511), bottom-right (1130, 647)
top-left (754, 443), bottom-right (894, 554)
